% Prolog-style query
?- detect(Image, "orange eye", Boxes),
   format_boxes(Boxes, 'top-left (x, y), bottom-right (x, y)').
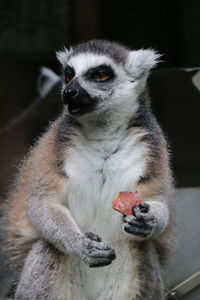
top-left (65, 75), bottom-right (74, 83)
top-left (95, 73), bottom-right (110, 81)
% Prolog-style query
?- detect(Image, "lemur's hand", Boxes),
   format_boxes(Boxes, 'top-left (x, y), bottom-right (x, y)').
top-left (78, 232), bottom-right (116, 267)
top-left (123, 203), bottom-right (156, 239)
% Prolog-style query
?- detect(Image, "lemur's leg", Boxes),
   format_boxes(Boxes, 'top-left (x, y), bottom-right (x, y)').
top-left (15, 231), bottom-right (115, 300)
top-left (15, 239), bottom-right (68, 300)
top-left (129, 241), bottom-right (164, 300)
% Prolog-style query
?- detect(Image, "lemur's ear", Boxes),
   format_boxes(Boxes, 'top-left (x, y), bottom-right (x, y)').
top-left (126, 49), bottom-right (161, 78)
top-left (56, 47), bottom-right (73, 65)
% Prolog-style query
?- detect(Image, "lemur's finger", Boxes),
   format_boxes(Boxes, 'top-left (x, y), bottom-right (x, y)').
top-left (133, 204), bottom-right (155, 222)
top-left (123, 216), bottom-right (153, 228)
top-left (84, 232), bottom-right (102, 242)
top-left (85, 239), bottom-right (114, 252)
top-left (86, 256), bottom-right (115, 268)
top-left (88, 249), bottom-right (116, 259)
top-left (133, 203), bottom-right (149, 215)
top-left (92, 241), bottom-right (114, 251)
top-left (139, 203), bottom-right (150, 213)
top-left (123, 222), bottom-right (154, 237)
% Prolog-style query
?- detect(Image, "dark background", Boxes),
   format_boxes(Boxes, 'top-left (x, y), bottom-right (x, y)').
top-left (0, 0), bottom-right (200, 187)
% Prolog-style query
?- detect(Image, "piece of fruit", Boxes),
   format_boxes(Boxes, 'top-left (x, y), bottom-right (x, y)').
top-left (112, 192), bottom-right (142, 216)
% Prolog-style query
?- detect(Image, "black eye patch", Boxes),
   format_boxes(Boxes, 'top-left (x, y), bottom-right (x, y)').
top-left (64, 65), bottom-right (75, 83)
top-left (85, 65), bottom-right (115, 82)
top-left (64, 65), bottom-right (75, 77)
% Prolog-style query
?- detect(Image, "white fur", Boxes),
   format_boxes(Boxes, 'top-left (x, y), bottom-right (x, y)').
top-left (56, 49), bottom-right (159, 299)
top-left (61, 123), bottom-right (148, 299)
top-left (66, 53), bottom-right (128, 99)
top-left (126, 49), bottom-right (160, 78)
top-left (56, 47), bottom-right (73, 66)
top-left (60, 244), bottom-right (141, 300)
top-left (68, 53), bottom-right (121, 77)
top-left (60, 52), bottom-right (146, 122)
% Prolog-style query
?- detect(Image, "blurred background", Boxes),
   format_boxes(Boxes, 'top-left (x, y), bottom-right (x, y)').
top-left (0, 1), bottom-right (200, 299)
top-left (0, 0), bottom-right (200, 188)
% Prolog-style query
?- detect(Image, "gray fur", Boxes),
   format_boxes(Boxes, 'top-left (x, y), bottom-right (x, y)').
top-left (123, 199), bottom-right (169, 239)
top-left (134, 241), bottom-right (165, 300)
top-left (27, 195), bottom-right (115, 267)
top-left (6, 40), bottom-right (173, 300)
top-left (69, 39), bottom-right (129, 65)
top-left (15, 240), bottom-right (64, 300)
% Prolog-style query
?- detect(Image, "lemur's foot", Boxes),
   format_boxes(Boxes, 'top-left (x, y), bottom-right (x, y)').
top-left (79, 232), bottom-right (116, 268)
top-left (123, 203), bottom-right (156, 238)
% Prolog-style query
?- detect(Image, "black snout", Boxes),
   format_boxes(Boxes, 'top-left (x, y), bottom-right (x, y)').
top-left (63, 79), bottom-right (98, 116)
top-left (64, 88), bottom-right (78, 99)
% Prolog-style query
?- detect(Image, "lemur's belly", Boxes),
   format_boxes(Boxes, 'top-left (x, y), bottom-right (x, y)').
top-left (65, 174), bottom-right (139, 299)
top-left (64, 131), bottom-right (147, 243)
top-left (62, 132), bottom-right (147, 299)
top-left (62, 242), bottom-right (139, 300)
top-left (67, 168), bottom-right (136, 243)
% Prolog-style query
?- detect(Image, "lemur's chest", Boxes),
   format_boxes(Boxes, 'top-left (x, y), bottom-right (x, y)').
top-left (63, 130), bottom-right (147, 242)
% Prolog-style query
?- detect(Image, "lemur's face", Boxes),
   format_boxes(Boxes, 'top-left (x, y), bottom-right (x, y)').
top-left (57, 41), bottom-right (159, 117)
top-left (61, 53), bottom-right (134, 116)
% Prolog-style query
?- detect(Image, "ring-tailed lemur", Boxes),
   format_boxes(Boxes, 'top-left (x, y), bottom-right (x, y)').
top-left (5, 40), bottom-right (174, 300)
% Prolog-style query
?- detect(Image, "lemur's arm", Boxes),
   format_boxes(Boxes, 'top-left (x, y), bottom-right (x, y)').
top-left (24, 124), bottom-right (115, 267)
top-left (27, 189), bottom-right (115, 267)
top-left (123, 138), bottom-right (172, 240)
top-left (28, 193), bottom-right (81, 253)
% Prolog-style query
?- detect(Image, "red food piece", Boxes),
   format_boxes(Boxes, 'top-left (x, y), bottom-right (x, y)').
top-left (112, 192), bottom-right (142, 216)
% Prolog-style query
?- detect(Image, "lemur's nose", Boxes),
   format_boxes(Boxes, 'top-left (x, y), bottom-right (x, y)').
top-left (65, 88), bottom-right (78, 98)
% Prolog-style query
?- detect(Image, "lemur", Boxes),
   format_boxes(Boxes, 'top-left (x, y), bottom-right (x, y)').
top-left (5, 40), bottom-right (174, 300)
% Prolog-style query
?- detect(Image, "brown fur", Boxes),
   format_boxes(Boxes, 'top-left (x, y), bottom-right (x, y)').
top-left (0, 83), bottom-right (62, 210)
top-left (4, 98), bottom-right (174, 300)
top-left (5, 112), bottom-right (174, 293)
top-left (137, 138), bottom-right (175, 264)
top-left (5, 118), bottom-right (66, 272)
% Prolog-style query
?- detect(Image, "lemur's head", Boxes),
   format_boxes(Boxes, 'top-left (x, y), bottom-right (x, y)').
top-left (57, 40), bottom-right (159, 117)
